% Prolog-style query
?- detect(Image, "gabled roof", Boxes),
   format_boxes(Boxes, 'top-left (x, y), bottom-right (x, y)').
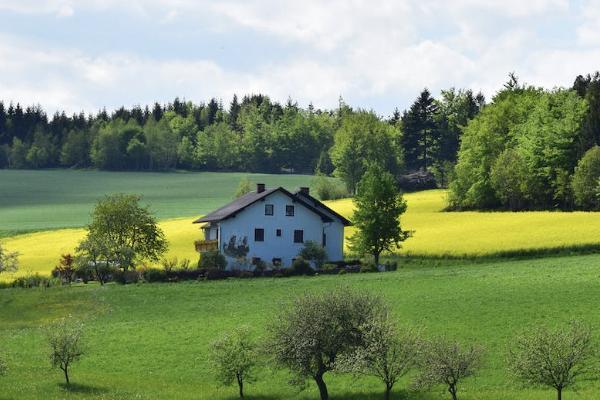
top-left (193, 187), bottom-right (337, 224)
top-left (293, 190), bottom-right (353, 226)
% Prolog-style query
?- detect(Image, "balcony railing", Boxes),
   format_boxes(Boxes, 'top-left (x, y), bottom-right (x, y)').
top-left (195, 239), bottom-right (219, 253)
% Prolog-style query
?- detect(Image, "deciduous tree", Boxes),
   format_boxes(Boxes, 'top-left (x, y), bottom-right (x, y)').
top-left (269, 288), bottom-right (385, 400)
top-left (508, 321), bottom-right (597, 400)
top-left (349, 164), bottom-right (411, 266)
top-left (47, 316), bottom-right (85, 385)
top-left (209, 326), bottom-right (257, 399)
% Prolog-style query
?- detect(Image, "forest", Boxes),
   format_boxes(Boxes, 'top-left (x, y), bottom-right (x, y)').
top-left (2, 72), bottom-right (600, 210)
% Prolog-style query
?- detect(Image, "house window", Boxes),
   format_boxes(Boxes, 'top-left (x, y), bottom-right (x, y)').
top-left (322, 233), bottom-right (327, 247)
top-left (265, 204), bottom-right (274, 216)
top-left (294, 229), bottom-right (304, 243)
top-left (276, 228), bottom-right (282, 237)
top-left (272, 258), bottom-right (282, 267)
top-left (286, 205), bottom-right (295, 216)
top-left (254, 228), bottom-right (264, 242)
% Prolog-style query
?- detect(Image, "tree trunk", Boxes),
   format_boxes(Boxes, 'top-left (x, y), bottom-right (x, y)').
top-left (384, 383), bottom-right (393, 400)
top-left (374, 252), bottom-right (380, 267)
top-left (237, 374), bottom-right (244, 399)
top-left (314, 373), bottom-right (329, 400)
top-left (448, 384), bottom-right (458, 400)
top-left (63, 367), bottom-right (70, 385)
top-left (557, 387), bottom-right (562, 400)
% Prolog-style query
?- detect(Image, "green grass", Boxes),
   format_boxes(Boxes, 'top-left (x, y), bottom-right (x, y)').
top-left (0, 170), bottom-right (323, 236)
top-left (2, 254), bottom-right (600, 399)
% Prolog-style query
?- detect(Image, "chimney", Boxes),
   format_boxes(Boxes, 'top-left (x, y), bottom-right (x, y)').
top-left (257, 183), bottom-right (266, 193)
top-left (299, 187), bottom-right (309, 196)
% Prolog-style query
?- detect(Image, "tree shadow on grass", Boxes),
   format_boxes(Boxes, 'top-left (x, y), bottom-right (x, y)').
top-left (224, 396), bottom-right (282, 400)
top-left (58, 383), bottom-right (109, 395)
top-left (330, 389), bottom-right (439, 400)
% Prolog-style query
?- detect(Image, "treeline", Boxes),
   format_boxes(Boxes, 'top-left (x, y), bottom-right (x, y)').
top-left (449, 73), bottom-right (600, 211)
top-left (0, 90), bottom-right (484, 186)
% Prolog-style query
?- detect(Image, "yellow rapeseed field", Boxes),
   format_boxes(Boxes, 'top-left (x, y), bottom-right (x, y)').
top-left (3, 189), bottom-right (600, 280)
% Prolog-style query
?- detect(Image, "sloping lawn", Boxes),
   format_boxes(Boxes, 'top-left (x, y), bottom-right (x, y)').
top-left (2, 254), bottom-right (600, 399)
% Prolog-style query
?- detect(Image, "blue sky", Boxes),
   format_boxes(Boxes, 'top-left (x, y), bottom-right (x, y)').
top-left (0, 0), bottom-right (598, 117)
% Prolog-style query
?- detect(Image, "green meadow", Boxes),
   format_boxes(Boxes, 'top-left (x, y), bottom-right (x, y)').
top-left (0, 170), bottom-right (319, 237)
top-left (2, 255), bottom-right (600, 399)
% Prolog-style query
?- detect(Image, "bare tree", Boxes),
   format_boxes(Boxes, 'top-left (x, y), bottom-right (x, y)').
top-left (47, 316), bottom-right (85, 385)
top-left (336, 314), bottom-right (422, 400)
top-left (414, 338), bottom-right (483, 400)
top-left (508, 320), bottom-right (597, 400)
top-left (209, 326), bottom-right (256, 399)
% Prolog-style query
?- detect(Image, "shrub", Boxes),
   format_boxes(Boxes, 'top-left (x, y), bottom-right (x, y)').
top-left (199, 251), bottom-right (227, 271)
top-left (360, 261), bottom-right (378, 273)
top-left (338, 269), bottom-right (347, 275)
top-left (113, 269), bottom-right (140, 284)
top-left (52, 254), bottom-right (76, 284)
top-left (383, 260), bottom-right (398, 271)
top-left (239, 270), bottom-right (254, 279)
top-left (205, 268), bottom-right (229, 280)
top-left (73, 262), bottom-right (93, 283)
top-left (290, 257), bottom-right (315, 276)
top-left (299, 241), bottom-right (327, 268)
top-left (11, 274), bottom-right (59, 289)
top-left (142, 268), bottom-right (167, 283)
top-left (320, 263), bottom-right (339, 274)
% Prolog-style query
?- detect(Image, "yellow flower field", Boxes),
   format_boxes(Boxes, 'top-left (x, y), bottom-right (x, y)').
top-left (4, 189), bottom-right (600, 280)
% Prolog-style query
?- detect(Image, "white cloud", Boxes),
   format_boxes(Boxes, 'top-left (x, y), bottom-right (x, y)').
top-left (0, 0), bottom-right (596, 114)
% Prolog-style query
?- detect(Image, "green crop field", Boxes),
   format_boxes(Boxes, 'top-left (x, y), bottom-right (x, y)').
top-left (2, 254), bottom-right (600, 399)
top-left (0, 170), bottom-right (321, 237)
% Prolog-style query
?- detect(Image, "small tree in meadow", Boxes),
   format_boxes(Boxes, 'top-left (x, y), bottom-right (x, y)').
top-left (209, 326), bottom-right (257, 399)
top-left (508, 320), bottom-right (597, 400)
top-left (269, 288), bottom-right (385, 400)
top-left (349, 164), bottom-right (412, 266)
top-left (0, 243), bottom-right (19, 274)
top-left (414, 338), bottom-right (483, 400)
top-left (235, 177), bottom-right (252, 198)
top-left (336, 314), bottom-right (422, 400)
top-left (47, 316), bottom-right (85, 385)
top-left (78, 194), bottom-right (167, 271)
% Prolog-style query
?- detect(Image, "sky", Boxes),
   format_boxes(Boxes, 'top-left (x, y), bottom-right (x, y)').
top-left (0, 0), bottom-right (598, 117)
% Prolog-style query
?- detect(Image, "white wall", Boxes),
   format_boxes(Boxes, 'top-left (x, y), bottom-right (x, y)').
top-left (218, 191), bottom-right (343, 269)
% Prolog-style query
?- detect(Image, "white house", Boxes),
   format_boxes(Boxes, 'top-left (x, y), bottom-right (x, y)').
top-left (193, 183), bottom-right (351, 269)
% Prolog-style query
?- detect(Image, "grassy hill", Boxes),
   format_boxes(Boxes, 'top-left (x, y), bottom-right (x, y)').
top-left (2, 254), bottom-right (600, 399)
top-left (0, 170), bottom-right (322, 237)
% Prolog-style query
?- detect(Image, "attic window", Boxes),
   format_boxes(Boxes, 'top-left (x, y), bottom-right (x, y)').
top-left (286, 205), bottom-right (295, 216)
top-left (265, 204), bottom-right (274, 216)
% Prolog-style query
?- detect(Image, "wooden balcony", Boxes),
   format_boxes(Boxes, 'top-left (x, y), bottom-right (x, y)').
top-left (195, 239), bottom-right (219, 253)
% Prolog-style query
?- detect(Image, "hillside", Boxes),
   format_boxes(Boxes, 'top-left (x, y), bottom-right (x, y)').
top-left (0, 170), bottom-right (322, 237)
top-left (2, 254), bottom-right (600, 399)
top-left (4, 186), bottom-right (600, 279)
